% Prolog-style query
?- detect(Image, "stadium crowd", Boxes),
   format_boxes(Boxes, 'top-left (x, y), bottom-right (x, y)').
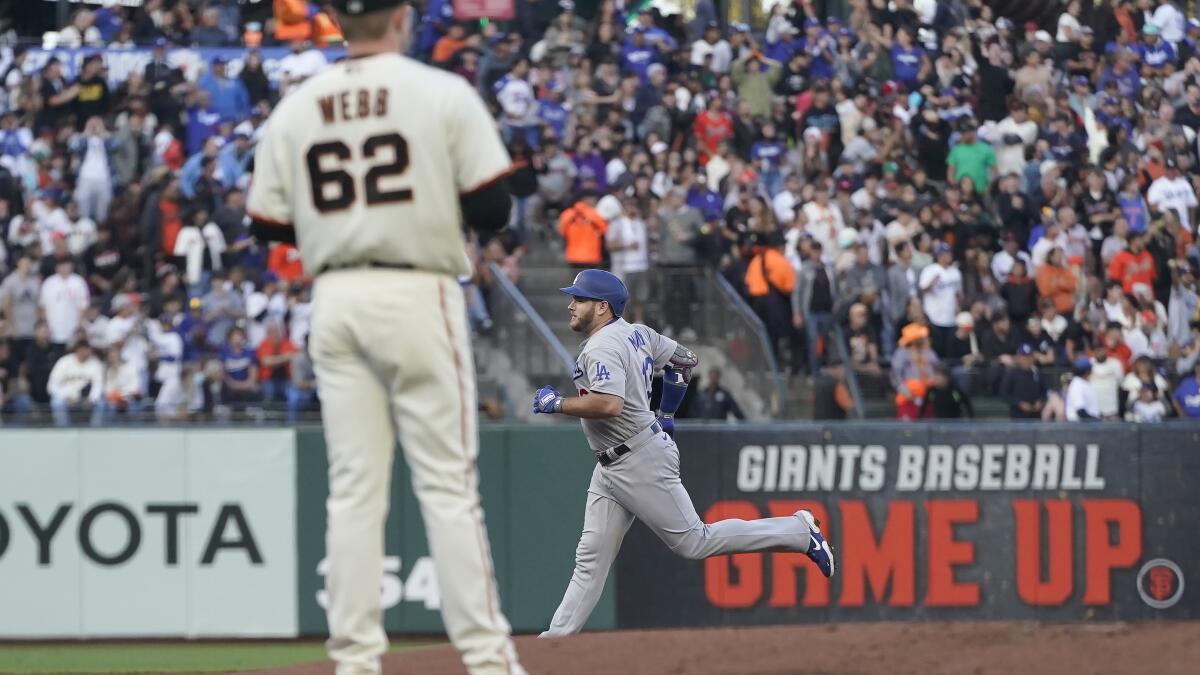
top-left (0, 0), bottom-right (1199, 424)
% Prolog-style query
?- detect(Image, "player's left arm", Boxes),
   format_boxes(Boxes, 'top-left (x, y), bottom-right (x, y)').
top-left (645, 327), bottom-right (699, 435)
top-left (246, 117), bottom-right (296, 244)
top-left (450, 77), bottom-right (514, 235)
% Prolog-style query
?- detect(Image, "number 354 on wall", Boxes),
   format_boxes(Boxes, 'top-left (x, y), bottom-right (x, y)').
top-left (315, 556), bottom-right (440, 611)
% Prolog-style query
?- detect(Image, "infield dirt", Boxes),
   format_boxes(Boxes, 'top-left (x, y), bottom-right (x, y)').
top-left (245, 620), bottom-right (1200, 675)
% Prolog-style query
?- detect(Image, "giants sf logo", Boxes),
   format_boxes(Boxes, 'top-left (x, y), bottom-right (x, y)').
top-left (1137, 559), bottom-right (1185, 610)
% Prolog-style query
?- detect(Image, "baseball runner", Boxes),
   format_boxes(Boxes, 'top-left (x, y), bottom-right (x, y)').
top-left (534, 269), bottom-right (835, 636)
top-left (245, 2), bottom-right (526, 674)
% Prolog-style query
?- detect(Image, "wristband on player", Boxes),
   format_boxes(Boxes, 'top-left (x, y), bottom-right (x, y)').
top-left (660, 366), bottom-right (688, 415)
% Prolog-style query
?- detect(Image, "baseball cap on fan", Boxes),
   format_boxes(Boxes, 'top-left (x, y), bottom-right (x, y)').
top-left (332, 0), bottom-right (405, 15)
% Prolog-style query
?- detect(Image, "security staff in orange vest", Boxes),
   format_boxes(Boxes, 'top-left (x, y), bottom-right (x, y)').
top-left (745, 231), bottom-right (803, 373)
top-left (559, 191), bottom-right (608, 269)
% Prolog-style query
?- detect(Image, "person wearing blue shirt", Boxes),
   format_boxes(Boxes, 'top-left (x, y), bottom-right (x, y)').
top-left (93, 4), bottom-right (124, 42)
top-left (687, 177), bottom-right (724, 222)
top-left (0, 112), bottom-right (31, 158)
top-left (627, 10), bottom-right (678, 51)
top-left (1096, 95), bottom-right (1135, 136)
top-left (751, 122), bottom-right (787, 197)
top-left (219, 326), bottom-right (260, 407)
top-left (417, 0), bottom-right (455, 59)
top-left (1097, 51), bottom-right (1142, 99)
top-left (1136, 24), bottom-right (1176, 76)
top-left (890, 27), bottom-right (928, 90)
top-left (796, 18), bottom-right (836, 82)
top-left (197, 59), bottom-right (251, 122)
top-left (217, 134), bottom-right (253, 190)
top-left (538, 88), bottom-right (570, 141)
top-left (185, 91), bottom-right (223, 156)
top-left (621, 28), bottom-right (660, 81)
top-left (1041, 115), bottom-right (1085, 167)
top-left (1174, 360), bottom-right (1200, 418)
top-left (180, 139), bottom-right (221, 199)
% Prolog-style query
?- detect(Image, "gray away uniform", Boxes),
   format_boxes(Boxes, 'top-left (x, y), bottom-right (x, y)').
top-left (542, 319), bottom-right (814, 636)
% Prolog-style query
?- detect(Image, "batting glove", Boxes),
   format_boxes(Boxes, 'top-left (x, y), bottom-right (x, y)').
top-left (533, 385), bottom-right (564, 414)
top-left (657, 414), bottom-right (675, 438)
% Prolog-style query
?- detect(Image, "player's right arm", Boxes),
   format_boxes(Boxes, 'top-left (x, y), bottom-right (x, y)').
top-left (449, 77), bottom-right (514, 235)
top-left (533, 348), bottom-right (626, 418)
top-left (246, 117), bottom-right (296, 244)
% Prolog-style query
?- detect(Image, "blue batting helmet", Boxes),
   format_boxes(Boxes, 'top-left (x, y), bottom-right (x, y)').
top-left (560, 269), bottom-right (629, 317)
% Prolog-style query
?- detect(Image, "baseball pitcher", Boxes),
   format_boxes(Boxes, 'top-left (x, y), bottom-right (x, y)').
top-left (534, 269), bottom-right (835, 636)
top-left (245, 2), bottom-right (525, 674)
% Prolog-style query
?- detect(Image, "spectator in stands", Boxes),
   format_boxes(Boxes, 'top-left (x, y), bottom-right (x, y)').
top-left (692, 366), bottom-right (745, 421)
top-left (257, 320), bottom-right (297, 404)
top-left (1035, 247), bottom-right (1078, 317)
top-left (1126, 310), bottom-right (1169, 361)
top-left (891, 323), bottom-right (938, 406)
top-left (559, 191), bottom-right (607, 270)
top-left (102, 345), bottom-right (144, 422)
top-left (58, 9), bottom-right (103, 48)
top-left (845, 302), bottom-right (883, 379)
top-left (1001, 343), bottom-right (1047, 420)
top-left (191, 6), bottom-right (231, 46)
top-left (1000, 259), bottom-right (1038, 327)
top-left (198, 58), bottom-right (251, 122)
top-left (1174, 359), bottom-right (1200, 419)
top-left (1065, 357), bottom-right (1100, 421)
top-left (918, 242), bottom-right (962, 357)
top-left (794, 240), bottom-right (836, 375)
top-left (746, 232), bottom-right (800, 375)
top-left (1122, 354), bottom-right (1171, 414)
top-left (287, 344), bottom-right (319, 423)
top-left (40, 259), bottom-right (90, 351)
top-left (1108, 231), bottom-right (1157, 297)
top-left (946, 311), bottom-right (983, 389)
top-left (218, 325), bottom-right (257, 410)
top-left (606, 198), bottom-right (650, 324)
top-left (920, 366), bottom-right (974, 419)
top-left (1, 255), bottom-right (40, 360)
top-left (47, 336), bottom-right (104, 426)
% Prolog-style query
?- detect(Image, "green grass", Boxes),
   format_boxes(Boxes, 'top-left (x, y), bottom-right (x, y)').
top-left (0, 640), bottom-right (440, 674)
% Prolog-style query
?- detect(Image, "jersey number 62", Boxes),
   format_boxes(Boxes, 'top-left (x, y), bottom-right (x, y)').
top-left (306, 133), bottom-right (414, 212)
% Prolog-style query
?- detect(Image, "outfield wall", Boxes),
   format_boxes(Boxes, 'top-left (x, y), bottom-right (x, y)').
top-left (0, 424), bottom-right (1194, 638)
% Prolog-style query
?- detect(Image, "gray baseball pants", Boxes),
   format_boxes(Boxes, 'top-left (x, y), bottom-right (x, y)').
top-left (541, 425), bottom-right (813, 636)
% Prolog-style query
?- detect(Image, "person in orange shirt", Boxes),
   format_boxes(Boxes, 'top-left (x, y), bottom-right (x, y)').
top-left (745, 232), bottom-right (802, 373)
top-left (267, 242), bottom-right (306, 283)
top-left (1035, 247), bottom-right (1079, 315)
top-left (432, 23), bottom-right (467, 65)
top-left (1108, 231), bottom-right (1157, 297)
top-left (559, 192), bottom-right (608, 269)
top-left (257, 320), bottom-right (299, 403)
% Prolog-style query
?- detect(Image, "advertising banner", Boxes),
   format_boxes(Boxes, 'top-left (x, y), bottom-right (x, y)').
top-left (455, 0), bottom-right (517, 20)
top-left (0, 429), bottom-right (297, 638)
top-left (15, 46), bottom-right (346, 87)
top-left (293, 425), bottom-right (615, 635)
top-left (615, 423), bottom-right (1199, 627)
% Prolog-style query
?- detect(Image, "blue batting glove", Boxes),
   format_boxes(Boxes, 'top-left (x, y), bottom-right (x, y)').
top-left (657, 415), bottom-right (675, 438)
top-left (533, 385), bottom-right (564, 414)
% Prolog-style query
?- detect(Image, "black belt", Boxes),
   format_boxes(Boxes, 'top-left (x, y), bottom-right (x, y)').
top-left (316, 261), bottom-right (415, 276)
top-left (597, 420), bottom-right (661, 467)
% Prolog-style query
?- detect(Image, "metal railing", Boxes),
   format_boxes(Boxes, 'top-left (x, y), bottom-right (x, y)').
top-left (651, 266), bottom-right (788, 418)
top-left (484, 262), bottom-right (576, 389)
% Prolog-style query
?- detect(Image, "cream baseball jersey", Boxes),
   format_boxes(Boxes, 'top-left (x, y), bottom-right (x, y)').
top-left (247, 52), bottom-right (511, 277)
top-left (572, 319), bottom-right (678, 451)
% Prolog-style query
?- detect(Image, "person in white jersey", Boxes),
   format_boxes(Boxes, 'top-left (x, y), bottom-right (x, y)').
top-left (245, 2), bottom-right (525, 674)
